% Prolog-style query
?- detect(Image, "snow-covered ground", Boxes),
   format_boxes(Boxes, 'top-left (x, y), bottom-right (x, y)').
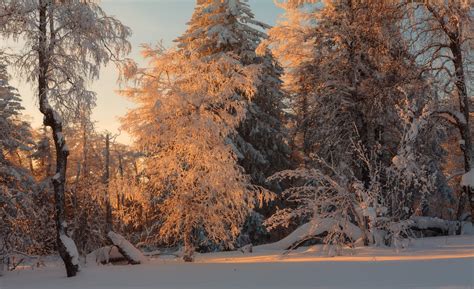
top-left (2, 236), bottom-right (473, 289)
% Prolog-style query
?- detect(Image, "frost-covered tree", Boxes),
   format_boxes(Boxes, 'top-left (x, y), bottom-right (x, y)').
top-left (0, 62), bottom-right (31, 158)
top-left (64, 118), bottom-right (110, 256)
top-left (0, 0), bottom-right (131, 276)
top-left (263, 0), bottom-right (450, 247)
top-left (122, 43), bottom-right (261, 261)
top-left (177, 0), bottom-right (291, 187)
top-left (266, 102), bottom-right (440, 249)
top-left (0, 60), bottom-right (37, 272)
top-left (267, 1), bottom-right (421, 167)
top-left (404, 1), bottom-right (473, 221)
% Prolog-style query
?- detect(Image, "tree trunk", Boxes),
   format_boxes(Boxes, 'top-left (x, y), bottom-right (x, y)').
top-left (183, 226), bottom-right (195, 262)
top-left (450, 35), bottom-right (473, 223)
top-left (103, 133), bottom-right (112, 231)
top-left (38, 0), bottom-right (78, 277)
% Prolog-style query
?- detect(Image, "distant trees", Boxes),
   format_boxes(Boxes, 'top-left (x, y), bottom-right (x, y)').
top-left (0, 0), bottom-right (131, 276)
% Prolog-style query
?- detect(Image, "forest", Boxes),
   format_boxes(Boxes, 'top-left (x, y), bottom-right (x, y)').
top-left (0, 0), bottom-right (473, 286)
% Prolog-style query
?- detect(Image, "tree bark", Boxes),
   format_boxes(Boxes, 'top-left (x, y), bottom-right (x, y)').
top-left (38, 0), bottom-right (78, 277)
top-left (449, 24), bottom-right (473, 223)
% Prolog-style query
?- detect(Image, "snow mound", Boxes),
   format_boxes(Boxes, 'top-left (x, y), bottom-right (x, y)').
top-left (87, 246), bottom-right (126, 265)
top-left (59, 234), bottom-right (79, 266)
top-left (107, 231), bottom-right (146, 264)
top-left (256, 219), bottom-right (362, 251)
top-left (461, 222), bottom-right (474, 235)
top-left (410, 217), bottom-right (459, 235)
top-left (461, 169), bottom-right (474, 188)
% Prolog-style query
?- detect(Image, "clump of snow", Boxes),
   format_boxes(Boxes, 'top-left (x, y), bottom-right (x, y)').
top-left (59, 234), bottom-right (79, 266)
top-left (239, 244), bottom-right (253, 254)
top-left (460, 169), bottom-right (474, 188)
top-left (107, 231), bottom-right (146, 264)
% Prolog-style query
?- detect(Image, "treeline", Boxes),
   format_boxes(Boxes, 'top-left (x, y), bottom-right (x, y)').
top-left (0, 0), bottom-right (472, 277)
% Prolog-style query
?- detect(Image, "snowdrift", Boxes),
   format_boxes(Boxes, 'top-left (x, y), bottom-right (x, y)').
top-left (256, 219), bottom-right (363, 251)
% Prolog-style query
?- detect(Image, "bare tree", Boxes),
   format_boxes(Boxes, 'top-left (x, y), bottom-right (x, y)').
top-left (0, 0), bottom-right (131, 277)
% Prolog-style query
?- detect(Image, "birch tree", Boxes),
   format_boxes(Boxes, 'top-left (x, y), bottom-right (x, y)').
top-left (0, 0), bottom-right (131, 277)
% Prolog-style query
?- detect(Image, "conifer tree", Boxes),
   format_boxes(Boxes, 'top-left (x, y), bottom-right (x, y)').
top-left (0, 60), bottom-right (37, 272)
top-left (177, 0), bottom-right (291, 187)
top-left (123, 43), bottom-right (260, 261)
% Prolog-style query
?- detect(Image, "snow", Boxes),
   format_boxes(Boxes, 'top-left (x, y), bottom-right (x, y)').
top-left (86, 246), bottom-right (125, 265)
top-left (462, 222), bottom-right (474, 235)
top-left (107, 231), bottom-right (146, 264)
top-left (461, 169), bottom-right (474, 188)
top-left (2, 236), bottom-right (473, 289)
top-left (59, 234), bottom-right (79, 266)
top-left (410, 216), bottom-right (459, 235)
top-left (256, 219), bottom-right (363, 251)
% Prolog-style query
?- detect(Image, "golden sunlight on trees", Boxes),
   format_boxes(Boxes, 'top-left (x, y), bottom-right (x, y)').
top-left (0, 0), bottom-right (472, 283)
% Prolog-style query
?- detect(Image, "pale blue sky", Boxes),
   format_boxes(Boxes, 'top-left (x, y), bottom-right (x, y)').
top-left (16, 0), bottom-right (283, 144)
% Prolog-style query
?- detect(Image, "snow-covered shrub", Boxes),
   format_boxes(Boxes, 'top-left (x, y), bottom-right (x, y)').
top-left (266, 109), bottom-right (440, 251)
top-left (265, 165), bottom-right (368, 251)
top-left (237, 211), bottom-right (270, 247)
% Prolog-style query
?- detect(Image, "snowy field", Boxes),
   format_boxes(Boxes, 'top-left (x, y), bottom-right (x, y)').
top-left (2, 236), bottom-right (473, 289)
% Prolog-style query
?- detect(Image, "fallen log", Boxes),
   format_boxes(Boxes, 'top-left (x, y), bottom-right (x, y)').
top-left (107, 231), bottom-right (146, 265)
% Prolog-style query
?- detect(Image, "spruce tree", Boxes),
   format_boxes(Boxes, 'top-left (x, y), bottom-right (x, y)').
top-left (0, 60), bottom-right (37, 271)
top-left (177, 0), bottom-right (291, 187)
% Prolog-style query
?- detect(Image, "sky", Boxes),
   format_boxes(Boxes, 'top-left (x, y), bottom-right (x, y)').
top-left (14, 0), bottom-right (284, 144)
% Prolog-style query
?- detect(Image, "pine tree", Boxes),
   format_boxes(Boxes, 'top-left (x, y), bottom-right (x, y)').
top-left (177, 0), bottom-right (291, 187)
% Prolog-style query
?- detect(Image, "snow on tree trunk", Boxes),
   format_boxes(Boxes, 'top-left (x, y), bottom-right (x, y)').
top-left (1, 0), bottom-right (130, 276)
top-left (107, 231), bottom-right (145, 265)
top-left (461, 170), bottom-right (474, 189)
top-left (59, 234), bottom-right (79, 267)
top-left (38, 1), bottom-right (78, 278)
